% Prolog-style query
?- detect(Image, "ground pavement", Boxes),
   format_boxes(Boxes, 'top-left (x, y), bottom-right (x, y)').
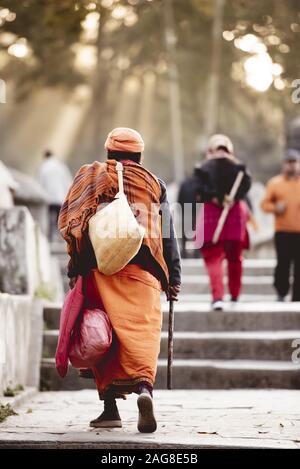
top-left (1, 389), bottom-right (300, 449)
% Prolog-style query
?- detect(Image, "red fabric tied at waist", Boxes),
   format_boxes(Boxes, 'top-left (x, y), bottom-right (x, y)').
top-left (55, 276), bottom-right (84, 377)
top-left (198, 201), bottom-right (249, 246)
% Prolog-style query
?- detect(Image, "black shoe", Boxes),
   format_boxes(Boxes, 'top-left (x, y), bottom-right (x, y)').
top-left (137, 388), bottom-right (157, 433)
top-left (90, 398), bottom-right (122, 428)
top-left (231, 297), bottom-right (239, 303)
top-left (277, 295), bottom-right (285, 302)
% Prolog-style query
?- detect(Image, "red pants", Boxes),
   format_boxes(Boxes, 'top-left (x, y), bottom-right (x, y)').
top-left (201, 241), bottom-right (243, 301)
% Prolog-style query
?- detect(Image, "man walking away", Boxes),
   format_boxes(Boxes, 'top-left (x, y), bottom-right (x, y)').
top-left (37, 150), bottom-right (73, 241)
top-left (177, 166), bottom-right (202, 258)
top-left (261, 149), bottom-right (300, 301)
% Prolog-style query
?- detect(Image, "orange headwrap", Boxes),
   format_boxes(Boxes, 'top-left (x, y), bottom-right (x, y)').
top-left (104, 127), bottom-right (145, 153)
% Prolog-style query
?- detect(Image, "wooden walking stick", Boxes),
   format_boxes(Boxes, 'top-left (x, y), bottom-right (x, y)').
top-left (212, 170), bottom-right (244, 245)
top-left (167, 299), bottom-right (174, 390)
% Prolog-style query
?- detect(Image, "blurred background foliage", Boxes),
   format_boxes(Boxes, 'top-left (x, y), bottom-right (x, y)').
top-left (0, 0), bottom-right (299, 182)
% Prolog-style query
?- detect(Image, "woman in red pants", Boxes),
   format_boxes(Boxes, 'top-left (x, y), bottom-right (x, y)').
top-left (196, 134), bottom-right (252, 311)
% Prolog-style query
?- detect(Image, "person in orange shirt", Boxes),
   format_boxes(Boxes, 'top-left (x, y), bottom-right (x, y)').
top-left (261, 149), bottom-right (300, 301)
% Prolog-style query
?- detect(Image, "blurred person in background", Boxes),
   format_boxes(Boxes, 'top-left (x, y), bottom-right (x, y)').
top-left (0, 160), bottom-right (18, 209)
top-left (37, 150), bottom-right (73, 241)
top-left (261, 149), bottom-right (300, 302)
top-left (177, 165), bottom-right (202, 258)
top-left (195, 134), bottom-right (252, 311)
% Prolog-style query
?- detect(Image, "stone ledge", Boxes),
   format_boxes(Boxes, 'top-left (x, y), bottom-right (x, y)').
top-left (1, 387), bottom-right (37, 410)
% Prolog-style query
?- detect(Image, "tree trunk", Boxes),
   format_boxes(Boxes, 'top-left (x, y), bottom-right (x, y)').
top-left (89, 8), bottom-right (111, 161)
top-left (205, 0), bottom-right (226, 138)
top-left (163, 0), bottom-right (185, 183)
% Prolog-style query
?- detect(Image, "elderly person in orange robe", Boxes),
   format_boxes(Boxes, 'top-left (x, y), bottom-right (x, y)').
top-left (58, 128), bottom-right (181, 433)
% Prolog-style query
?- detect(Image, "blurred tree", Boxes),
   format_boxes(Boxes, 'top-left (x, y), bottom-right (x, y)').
top-left (0, 0), bottom-right (299, 179)
top-left (0, 0), bottom-right (87, 96)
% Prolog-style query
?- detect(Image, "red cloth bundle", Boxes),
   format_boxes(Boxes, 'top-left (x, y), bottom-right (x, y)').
top-left (55, 274), bottom-right (112, 377)
top-left (69, 307), bottom-right (112, 369)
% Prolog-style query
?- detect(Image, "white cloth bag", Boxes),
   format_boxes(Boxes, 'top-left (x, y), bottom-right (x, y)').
top-left (88, 161), bottom-right (145, 275)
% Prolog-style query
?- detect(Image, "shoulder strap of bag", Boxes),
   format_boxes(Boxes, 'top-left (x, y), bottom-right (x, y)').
top-left (116, 161), bottom-right (124, 194)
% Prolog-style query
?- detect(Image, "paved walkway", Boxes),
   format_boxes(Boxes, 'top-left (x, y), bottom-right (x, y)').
top-left (1, 390), bottom-right (300, 448)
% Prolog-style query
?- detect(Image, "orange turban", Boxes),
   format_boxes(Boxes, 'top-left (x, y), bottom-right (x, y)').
top-left (105, 127), bottom-right (145, 153)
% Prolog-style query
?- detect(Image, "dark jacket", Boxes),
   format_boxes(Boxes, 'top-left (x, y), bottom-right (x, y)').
top-left (196, 157), bottom-right (252, 204)
top-left (177, 175), bottom-right (201, 231)
top-left (159, 178), bottom-right (181, 286)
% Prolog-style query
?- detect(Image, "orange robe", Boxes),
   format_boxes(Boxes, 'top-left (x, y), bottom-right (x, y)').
top-left (86, 264), bottom-right (162, 400)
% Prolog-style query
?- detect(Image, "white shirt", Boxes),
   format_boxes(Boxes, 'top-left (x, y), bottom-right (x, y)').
top-left (37, 157), bottom-right (73, 205)
top-left (0, 160), bottom-right (18, 209)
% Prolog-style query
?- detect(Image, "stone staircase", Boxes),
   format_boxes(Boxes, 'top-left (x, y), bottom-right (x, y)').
top-left (40, 252), bottom-right (300, 391)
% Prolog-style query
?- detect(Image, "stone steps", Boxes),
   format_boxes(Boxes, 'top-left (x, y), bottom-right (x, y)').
top-left (181, 275), bottom-right (274, 295)
top-left (63, 279), bottom-right (275, 297)
top-left (58, 259), bottom-right (276, 277)
top-left (180, 258), bottom-right (276, 276)
top-left (174, 294), bottom-right (277, 302)
top-left (43, 253), bottom-right (300, 391)
top-left (40, 357), bottom-right (300, 391)
top-left (63, 275), bottom-right (274, 296)
top-left (155, 359), bottom-right (300, 389)
top-left (51, 244), bottom-right (277, 296)
top-left (43, 302), bottom-right (300, 332)
top-left (43, 329), bottom-right (300, 361)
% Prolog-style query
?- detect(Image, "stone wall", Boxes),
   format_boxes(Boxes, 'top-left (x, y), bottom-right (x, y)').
top-left (0, 294), bottom-right (43, 395)
top-left (0, 207), bottom-right (36, 295)
top-left (0, 207), bottom-right (60, 299)
top-left (0, 206), bottom-right (61, 396)
top-left (11, 168), bottom-right (49, 236)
